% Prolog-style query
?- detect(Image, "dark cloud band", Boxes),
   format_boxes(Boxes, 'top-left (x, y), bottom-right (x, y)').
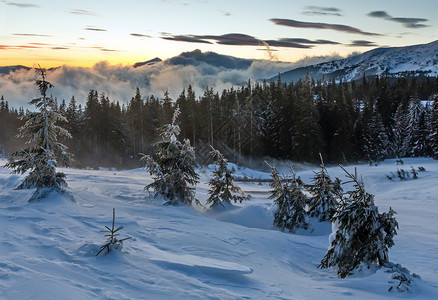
top-left (270, 18), bottom-right (381, 36)
top-left (84, 27), bottom-right (107, 32)
top-left (303, 6), bottom-right (342, 16)
top-left (69, 9), bottom-right (96, 16)
top-left (162, 33), bottom-right (340, 49)
top-left (367, 11), bottom-right (428, 28)
top-left (6, 2), bottom-right (38, 8)
top-left (348, 40), bottom-right (378, 47)
top-left (130, 33), bottom-right (152, 38)
top-left (13, 33), bottom-right (52, 37)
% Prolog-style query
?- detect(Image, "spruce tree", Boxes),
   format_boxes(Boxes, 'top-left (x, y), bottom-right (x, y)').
top-left (307, 154), bottom-right (342, 221)
top-left (206, 147), bottom-right (249, 207)
top-left (141, 106), bottom-right (199, 205)
top-left (269, 165), bottom-right (308, 232)
top-left (391, 102), bottom-right (408, 158)
top-left (404, 99), bottom-right (423, 157)
top-left (5, 67), bottom-right (71, 200)
top-left (362, 105), bottom-right (389, 163)
top-left (429, 95), bottom-right (438, 159)
top-left (319, 166), bottom-right (398, 278)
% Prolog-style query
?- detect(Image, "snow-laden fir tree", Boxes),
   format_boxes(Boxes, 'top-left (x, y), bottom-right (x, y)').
top-left (306, 154), bottom-right (342, 222)
top-left (319, 166), bottom-right (398, 278)
top-left (141, 106), bottom-right (199, 205)
top-left (431, 95), bottom-right (438, 159)
top-left (5, 67), bottom-right (71, 201)
top-left (269, 165), bottom-right (308, 232)
top-left (391, 102), bottom-right (408, 159)
top-left (362, 107), bottom-right (389, 164)
top-left (404, 99), bottom-right (423, 157)
top-left (206, 146), bottom-right (249, 207)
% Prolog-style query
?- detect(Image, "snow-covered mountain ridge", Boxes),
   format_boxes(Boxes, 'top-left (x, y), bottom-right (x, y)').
top-left (278, 40), bottom-right (438, 82)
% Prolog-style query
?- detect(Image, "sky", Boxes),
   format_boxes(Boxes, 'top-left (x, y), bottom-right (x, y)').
top-left (1, 0), bottom-right (438, 68)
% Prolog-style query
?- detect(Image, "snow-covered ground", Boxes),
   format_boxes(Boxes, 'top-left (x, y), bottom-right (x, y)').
top-left (0, 157), bottom-right (437, 299)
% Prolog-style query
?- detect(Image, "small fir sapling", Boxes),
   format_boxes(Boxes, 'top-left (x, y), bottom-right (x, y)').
top-left (4, 67), bottom-right (71, 201)
top-left (206, 146), bottom-right (249, 207)
top-left (319, 166), bottom-right (398, 278)
top-left (306, 153), bottom-right (342, 221)
top-left (268, 163), bottom-right (308, 232)
top-left (141, 106), bottom-right (199, 205)
top-left (410, 166), bottom-right (418, 179)
top-left (96, 208), bottom-right (131, 256)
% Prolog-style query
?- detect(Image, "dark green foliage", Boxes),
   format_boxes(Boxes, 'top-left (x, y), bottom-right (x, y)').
top-left (5, 68), bottom-right (71, 198)
top-left (269, 165), bottom-right (308, 232)
top-left (206, 147), bottom-right (249, 207)
top-left (142, 107), bottom-right (199, 205)
top-left (319, 167), bottom-right (398, 278)
top-left (430, 95), bottom-right (438, 159)
top-left (306, 154), bottom-right (342, 221)
top-left (2, 75), bottom-right (438, 167)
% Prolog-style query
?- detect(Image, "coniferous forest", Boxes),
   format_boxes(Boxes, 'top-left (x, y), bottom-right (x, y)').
top-left (1, 74), bottom-right (438, 168)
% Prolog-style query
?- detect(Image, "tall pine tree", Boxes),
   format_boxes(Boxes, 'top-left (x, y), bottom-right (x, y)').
top-left (5, 67), bottom-right (71, 201)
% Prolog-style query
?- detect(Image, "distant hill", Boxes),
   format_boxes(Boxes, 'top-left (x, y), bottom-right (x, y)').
top-left (275, 40), bottom-right (438, 82)
top-left (0, 65), bottom-right (31, 75)
top-left (133, 57), bottom-right (162, 68)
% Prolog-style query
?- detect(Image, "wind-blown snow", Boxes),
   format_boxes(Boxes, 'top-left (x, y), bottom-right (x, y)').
top-left (0, 157), bottom-right (437, 299)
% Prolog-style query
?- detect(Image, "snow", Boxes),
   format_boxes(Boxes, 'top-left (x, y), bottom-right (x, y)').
top-left (305, 40), bottom-right (438, 81)
top-left (1, 157), bottom-right (438, 299)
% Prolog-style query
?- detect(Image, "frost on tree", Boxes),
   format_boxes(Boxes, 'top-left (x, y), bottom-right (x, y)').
top-left (391, 102), bottom-right (408, 159)
top-left (141, 106), bottom-right (199, 205)
top-left (5, 67), bottom-right (71, 201)
top-left (430, 95), bottom-right (438, 159)
top-left (319, 166), bottom-right (398, 278)
top-left (306, 154), bottom-right (342, 222)
top-left (269, 165), bottom-right (308, 232)
top-left (206, 147), bottom-right (249, 207)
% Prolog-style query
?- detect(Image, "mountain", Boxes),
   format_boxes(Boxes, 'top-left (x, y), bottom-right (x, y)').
top-left (133, 57), bottom-right (162, 68)
top-left (0, 65), bottom-right (31, 75)
top-left (165, 49), bottom-right (254, 69)
top-left (134, 49), bottom-right (255, 70)
top-left (276, 40), bottom-right (438, 82)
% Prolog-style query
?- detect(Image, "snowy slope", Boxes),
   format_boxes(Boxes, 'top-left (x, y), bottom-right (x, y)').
top-left (1, 158), bottom-right (438, 299)
top-left (278, 40), bottom-right (438, 82)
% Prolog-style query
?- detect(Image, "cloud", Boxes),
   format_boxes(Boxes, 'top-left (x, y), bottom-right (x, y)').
top-left (84, 27), bottom-right (107, 32)
top-left (348, 40), bottom-right (378, 47)
top-left (270, 18), bottom-right (381, 36)
top-left (367, 11), bottom-right (429, 28)
top-left (13, 33), bottom-right (52, 37)
top-left (162, 33), bottom-right (340, 49)
top-left (6, 2), bottom-right (38, 8)
top-left (69, 9), bottom-right (97, 16)
top-left (0, 50), bottom-right (347, 108)
top-left (303, 6), bottom-right (342, 16)
top-left (100, 48), bottom-right (120, 52)
top-left (162, 35), bottom-right (213, 44)
top-left (29, 42), bottom-right (51, 46)
top-left (276, 38), bottom-right (340, 45)
top-left (219, 10), bottom-right (231, 16)
top-left (130, 33), bottom-right (152, 38)
top-left (51, 47), bottom-right (70, 50)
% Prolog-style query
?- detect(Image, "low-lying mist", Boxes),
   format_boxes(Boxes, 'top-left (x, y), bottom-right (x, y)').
top-left (0, 50), bottom-right (343, 107)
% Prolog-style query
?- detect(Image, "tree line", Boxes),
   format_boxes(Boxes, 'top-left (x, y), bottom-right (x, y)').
top-left (1, 74), bottom-right (438, 168)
